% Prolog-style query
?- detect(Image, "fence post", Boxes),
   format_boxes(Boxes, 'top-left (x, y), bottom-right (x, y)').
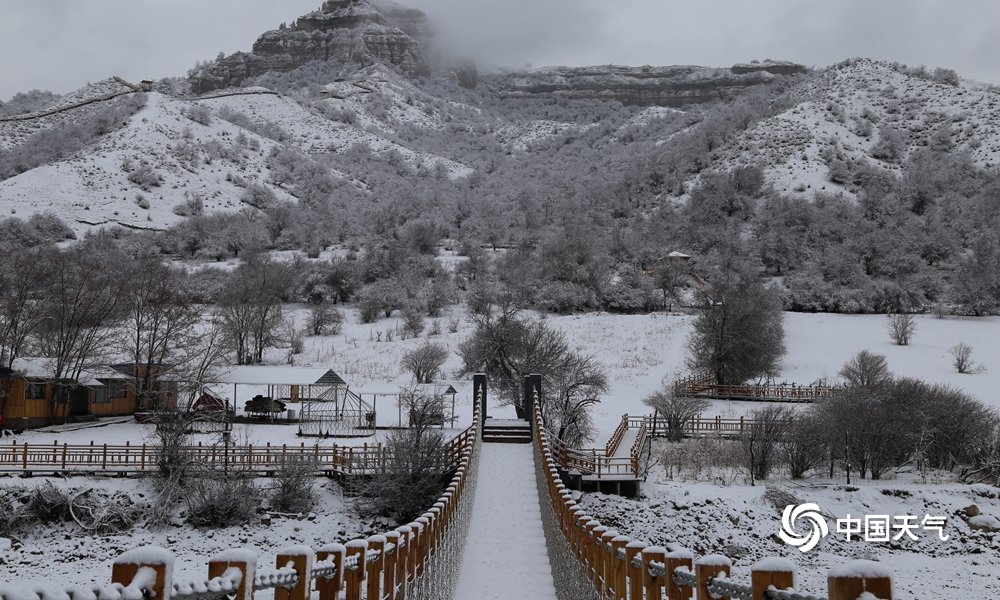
top-left (626, 540), bottom-right (646, 600)
top-left (366, 535), bottom-right (385, 600)
top-left (611, 534), bottom-right (629, 600)
top-left (415, 517), bottom-right (429, 576)
top-left (208, 549), bottom-right (256, 600)
top-left (383, 531), bottom-right (400, 600)
top-left (696, 555), bottom-right (732, 600)
top-left (275, 545), bottom-right (312, 600)
top-left (751, 557), bottom-right (794, 600)
top-left (344, 540), bottom-right (368, 600)
top-left (396, 525), bottom-right (412, 598)
top-left (112, 547), bottom-right (174, 600)
top-left (827, 560), bottom-right (892, 600)
top-left (600, 529), bottom-right (617, 596)
top-left (666, 549), bottom-right (694, 600)
top-left (584, 520), bottom-right (600, 584)
top-left (641, 546), bottom-right (666, 600)
top-left (593, 525), bottom-right (609, 594)
top-left (316, 543), bottom-right (346, 600)
top-left (473, 373), bottom-right (487, 424)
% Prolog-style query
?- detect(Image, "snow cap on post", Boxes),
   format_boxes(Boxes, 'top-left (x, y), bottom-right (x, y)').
top-left (752, 557), bottom-right (795, 600)
top-left (828, 560), bottom-right (893, 600)
top-left (276, 545), bottom-right (313, 600)
top-left (209, 549), bottom-right (257, 600)
top-left (113, 546), bottom-right (175, 600)
top-left (696, 554), bottom-right (731, 600)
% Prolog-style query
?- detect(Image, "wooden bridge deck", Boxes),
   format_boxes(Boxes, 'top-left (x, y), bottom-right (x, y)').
top-left (455, 443), bottom-right (557, 599)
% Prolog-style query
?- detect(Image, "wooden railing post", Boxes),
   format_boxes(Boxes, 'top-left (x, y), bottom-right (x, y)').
top-left (585, 520), bottom-right (600, 584)
top-left (396, 524), bottom-right (413, 597)
top-left (696, 555), bottom-right (731, 600)
top-left (641, 546), bottom-right (666, 600)
top-left (751, 557), bottom-right (794, 600)
top-left (383, 531), bottom-right (400, 600)
top-left (275, 545), bottom-right (312, 600)
top-left (611, 535), bottom-right (628, 600)
top-left (600, 529), bottom-right (616, 596)
top-left (208, 549), bottom-right (256, 600)
top-left (626, 540), bottom-right (646, 600)
top-left (366, 535), bottom-right (385, 600)
top-left (827, 560), bottom-right (892, 600)
top-left (593, 525), bottom-right (609, 593)
top-left (344, 540), bottom-right (368, 600)
top-left (112, 547), bottom-right (174, 600)
top-left (414, 517), bottom-right (429, 576)
top-left (316, 543), bottom-right (346, 600)
top-left (665, 549), bottom-right (694, 600)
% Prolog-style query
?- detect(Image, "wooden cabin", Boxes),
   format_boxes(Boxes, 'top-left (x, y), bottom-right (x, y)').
top-left (0, 360), bottom-right (179, 430)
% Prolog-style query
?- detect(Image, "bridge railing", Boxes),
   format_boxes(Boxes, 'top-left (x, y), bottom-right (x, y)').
top-left (0, 389), bottom-right (484, 600)
top-left (532, 393), bottom-right (896, 600)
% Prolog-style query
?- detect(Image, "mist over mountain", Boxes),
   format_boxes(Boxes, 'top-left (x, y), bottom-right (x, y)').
top-left (2, 0), bottom-right (1000, 315)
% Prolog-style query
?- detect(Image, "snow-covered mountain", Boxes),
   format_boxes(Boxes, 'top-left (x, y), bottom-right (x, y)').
top-left (707, 58), bottom-right (1000, 199)
top-left (1, 0), bottom-right (997, 242)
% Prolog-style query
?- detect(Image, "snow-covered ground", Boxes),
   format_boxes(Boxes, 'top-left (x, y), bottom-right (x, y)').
top-left (3, 308), bottom-right (1000, 596)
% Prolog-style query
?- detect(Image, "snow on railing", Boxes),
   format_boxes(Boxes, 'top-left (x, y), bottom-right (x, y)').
top-left (0, 385), bottom-right (484, 600)
top-left (531, 391), bottom-right (895, 600)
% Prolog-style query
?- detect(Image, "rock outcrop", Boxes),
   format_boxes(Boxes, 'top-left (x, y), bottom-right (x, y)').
top-left (483, 63), bottom-right (806, 108)
top-left (189, 0), bottom-right (428, 95)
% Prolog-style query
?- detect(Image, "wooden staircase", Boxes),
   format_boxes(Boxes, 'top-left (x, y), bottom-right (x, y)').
top-left (482, 418), bottom-right (532, 444)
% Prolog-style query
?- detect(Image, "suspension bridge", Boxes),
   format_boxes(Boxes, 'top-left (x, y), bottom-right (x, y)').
top-left (0, 375), bottom-right (898, 600)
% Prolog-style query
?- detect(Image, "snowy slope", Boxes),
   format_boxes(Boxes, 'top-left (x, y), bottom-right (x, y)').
top-left (0, 92), bottom-right (294, 233)
top-left (712, 59), bottom-right (1000, 198)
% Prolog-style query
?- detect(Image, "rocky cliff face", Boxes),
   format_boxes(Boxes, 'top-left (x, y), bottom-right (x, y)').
top-left (483, 63), bottom-right (806, 108)
top-left (189, 0), bottom-right (428, 95)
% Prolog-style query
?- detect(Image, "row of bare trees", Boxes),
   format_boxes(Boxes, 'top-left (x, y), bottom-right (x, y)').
top-left (0, 245), bottom-right (298, 418)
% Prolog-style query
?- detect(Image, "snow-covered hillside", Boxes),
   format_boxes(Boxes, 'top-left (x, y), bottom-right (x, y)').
top-left (712, 58), bottom-right (1000, 198)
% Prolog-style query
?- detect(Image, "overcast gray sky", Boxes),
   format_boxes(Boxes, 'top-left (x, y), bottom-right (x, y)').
top-left (2, 0), bottom-right (999, 101)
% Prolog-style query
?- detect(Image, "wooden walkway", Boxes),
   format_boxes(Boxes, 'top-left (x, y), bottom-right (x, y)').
top-left (673, 373), bottom-right (838, 403)
top-left (454, 443), bottom-right (557, 599)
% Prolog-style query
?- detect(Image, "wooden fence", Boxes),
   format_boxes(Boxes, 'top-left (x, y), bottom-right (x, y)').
top-left (548, 413), bottom-right (777, 481)
top-left (0, 428), bottom-right (476, 476)
top-left (0, 389), bottom-right (484, 600)
top-left (674, 373), bottom-right (839, 403)
top-left (534, 396), bottom-right (896, 600)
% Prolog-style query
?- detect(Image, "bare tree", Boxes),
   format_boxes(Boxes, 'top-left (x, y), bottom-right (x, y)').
top-left (781, 410), bottom-right (828, 479)
top-left (739, 405), bottom-right (792, 484)
top-left (686, 263), bottom-right (785, 385)
top-left (949, 343), bottom-right (983, 374)
top-left (120, 257), bottom-right (202, 411)
top-left (547, 353), bottom-right (608, 446)
top-left (0, 248), bottom-right (48, 369)
top-left (458, 298), bottom-right (607, 442)
top-left (34, 247), bottom-right (126, 419)
top-left (402, 343), bottom-right (449, 384)
top-left (360, 387), bottom-right (447, 524)
top-left (887, 313), bottom-right (916, 346)
top-left (838, 350), bottom-right (891, 388)
top-left (217, 255), bottom-right (298, 364)
top-left (643, 382), bottom-right (709, 442)
top-left (308, 304), bottom-right (343, 336)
